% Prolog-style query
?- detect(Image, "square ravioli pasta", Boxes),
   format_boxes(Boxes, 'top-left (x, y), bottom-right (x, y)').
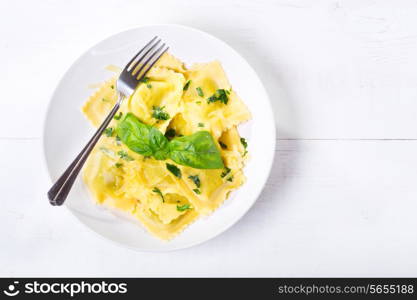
top-left (82, 53), bottom-right (251, 240)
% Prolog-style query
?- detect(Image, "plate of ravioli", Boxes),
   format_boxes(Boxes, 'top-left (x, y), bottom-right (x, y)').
top-left (44, 24), bottom-right (275, 251)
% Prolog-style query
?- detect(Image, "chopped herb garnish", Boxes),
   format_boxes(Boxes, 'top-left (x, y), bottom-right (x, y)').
top-left (152, 106), bottom-right (170, 121)
top-left (115, 162), bottom-right (123, 168)
top-left (102, 98), bottom-right (110, 102)
top-left (111, 85), bottom-right (114, 89)
top-left (196, 101), bottom-right (202, 104)
top-left (240, 137), bottom-right (248, 149)
top-left (147, 84), bottom-right (152, 89)
top-left (240, 137), bottom-right (248, 156)
top-left (114, 112), bottom-right (123, 120)
top-left (198, 122), bottom-right (204, 128)
top-left (103, 127), bottom-right (114, 137)
top-left (99, 147), bottom-right (116, 158)
top-left (221, 167), bottom-right (231, 178)
top-left (166, 163), bottom-right (181, 178)
top-left (152, 187), bottom-right (164, 202)
top-left (196, 87), bottom-right (204, 97)
top-left (116, 113), bottom-right (224, 169)
top-left (177, 204), bottom-right (191, 212)
top-left (219, 141), bottom-right (228, 149)
top-left (207, 89), bottom-right (230, 104)
top-left (139, 77), bottom-right (150, 83)
top-left (117, 150), bottom-right (134, 161)
top-left (193, 189), bottom-right (201, 195)
top-left (165, 128), bottom-right (176, 140)
top-left (188, 175), bottom-right (201, 188)
top-left (132, 203), bottom-right (138, 214)
top-left (115, 136), bottom-right (122, 145)
top-left (227, 176), bottom-right (233, 182)
top-left (183, 80), bottom-right (191, 91)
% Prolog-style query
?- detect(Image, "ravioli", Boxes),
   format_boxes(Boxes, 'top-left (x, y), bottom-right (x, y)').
top-left (82, 53), bottom-right (251, 240)
top-left (175, 61), bottom-right (251, 139)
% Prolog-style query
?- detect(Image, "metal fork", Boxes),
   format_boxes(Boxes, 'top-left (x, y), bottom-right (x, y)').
top-left (48, 36), bottom-right (169, 206)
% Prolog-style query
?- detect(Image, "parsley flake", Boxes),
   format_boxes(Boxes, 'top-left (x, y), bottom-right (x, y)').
top-left (183, 80), bottom-right (191, 91)
top-left (207, 89), bottom-right (230, 104)
top-left (177, 204), bottom-right (192, 212)
top-left (99, 147), bottom-right (116, 158)
top-left (221, 167), bottom-right (231, 178)
top-left (117, 150), bottom-right (134, 161)
top-left (166, 163), bottom-right (181, 178)
top-left (165, 128), bottom-right (176, 140)
top-left (114, 112), bottom-right (123, 120)
top-left (103, 127), bottom-right (114, 137)
top-left (152, 187), bottom-right (165, 202)
top-left (152, 106), bottom-right (170, 121)
top-left (196, 87), bottom-right (204, 97)
top-left (219, 141), bottom-right (228, 150)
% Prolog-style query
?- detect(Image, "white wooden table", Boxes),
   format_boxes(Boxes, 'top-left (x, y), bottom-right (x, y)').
top-left (1, 0), bottom-right (417, 277)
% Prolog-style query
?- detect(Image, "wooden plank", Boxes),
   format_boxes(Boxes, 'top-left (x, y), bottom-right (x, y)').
top-left (1, 1), bottom-right (417, 138)
top-left (1, 139), bottom-right (416, 276)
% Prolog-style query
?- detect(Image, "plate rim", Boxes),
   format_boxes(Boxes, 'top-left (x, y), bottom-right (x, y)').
top-left (42, 23), bottom-right (276, 252)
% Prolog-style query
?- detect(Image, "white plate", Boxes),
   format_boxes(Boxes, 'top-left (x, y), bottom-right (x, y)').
top-left (43, 24), bottom-right (275, 251)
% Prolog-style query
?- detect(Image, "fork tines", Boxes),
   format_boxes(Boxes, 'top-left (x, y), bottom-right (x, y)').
top-left (126, 36), bottom-right (169, 81)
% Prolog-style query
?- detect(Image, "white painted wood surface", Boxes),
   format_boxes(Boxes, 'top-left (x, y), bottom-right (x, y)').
top-left (1, 0), bottom-right (417, 276)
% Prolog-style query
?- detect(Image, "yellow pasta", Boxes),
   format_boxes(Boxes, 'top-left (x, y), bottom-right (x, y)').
top-left (82, 53), bottom-right (251, 240)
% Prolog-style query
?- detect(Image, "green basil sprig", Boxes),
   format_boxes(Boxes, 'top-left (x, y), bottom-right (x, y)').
top-left (116, 113), bottom-right (224, 169)
top-left (116, 112), bottom-right (169, 160)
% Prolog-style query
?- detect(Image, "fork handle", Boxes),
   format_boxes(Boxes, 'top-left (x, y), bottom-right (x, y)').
top-left (48, 99), bottom-right (122, 206)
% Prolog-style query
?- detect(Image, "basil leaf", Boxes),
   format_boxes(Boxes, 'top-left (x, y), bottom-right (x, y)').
top-left (103, 127), bottom-right (113, 137)
top-left (116, 113), bottom-right (169, 160)
top-left (240, 137), bottom-right (248, 156)
top-left (168, 131), bottom-right (224, 169)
